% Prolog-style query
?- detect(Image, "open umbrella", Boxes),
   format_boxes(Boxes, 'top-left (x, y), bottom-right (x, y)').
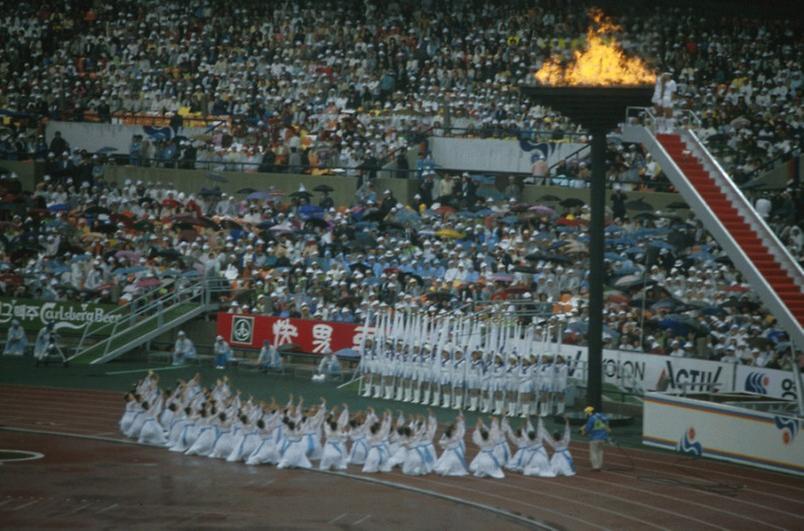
top-left (269, 222), bottom-right (294, 234)
top-left (666, 201), bottom-right (689, 210)
top-left (115, 250), bottom-right (142, 261)
top-left (528, 205), bottom-right (556, 217)
top-left (299, 204), bottom-right (324, 219)
top-left (304, 218), bottom-right (328, 229)
top-left (560, 197), bottom-right (585, 208)
top-left (289, 190), bottom-right (313, 200)
top-left (206, 172), bottom-right (228, 183)
top-left (313, 184), bottom-right (334, 193)
top-left (539, 194), bottom-right (562, 202)
top-left (47, 203), bottom-right (70, 212)
top-left (436, 228), bottom-right (464, 239)
top-left (625, 199), bottom-right (653, 211)
top-left (136, 277), bottom-right (161, 288)
top-left (237, 187), bottom-right (257, 194)
top-left (246, 191), bottom-right (272, 201)
top-left (526, 252), bottom-right (572, 264)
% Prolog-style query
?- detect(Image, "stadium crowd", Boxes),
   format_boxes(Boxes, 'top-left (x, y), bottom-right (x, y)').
top-left (0, 1), bottom-right (800, 370)
top-left (0, 164), bottom-right (798, 370)
top-left (0, 0), bottom-right (800, 185)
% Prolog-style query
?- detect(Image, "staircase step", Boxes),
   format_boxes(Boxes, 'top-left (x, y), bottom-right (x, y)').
top-left (71, 303), bottom-right (202, 364)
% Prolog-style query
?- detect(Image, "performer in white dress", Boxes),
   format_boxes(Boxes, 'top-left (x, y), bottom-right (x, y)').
top-left (491, 417), bottom-right (511, 465)
top-left (403, 411), bottom-right (438, 475)
top-left (168, 407), bottom-right (203, 452)
top-left (185, 411), bottom-right (224, 456)
top-left (469, 419), bottom-right (505, 479)
top-left (227, 414), bottom-right (262, 462)
top-left (208, 413), bottom-right (239, 458)
top-left (277, 419), bottom-right (313, 469)
top-left (245, 412), bottom-right (283, 465)
top-left (434, 413), bottom-right (469, 476)
top-left (503, 418), bottom-right (532, 472)
top-left (319, 406), bottom-right (351, 471)
top-left (300, 399), bottom-right (326, 460)
top-left (522, 419), bottom-right (556, 478)
top-left (347, 410), bottom-right (375, 465)
top-left (362, 411), bottom-right (392, 473)
top-left (119, 392), bottom-right (140, 435)
top-left (544, 418), bottom-right (576, 477)
top-left (137, 402), bottom-right (169, 447)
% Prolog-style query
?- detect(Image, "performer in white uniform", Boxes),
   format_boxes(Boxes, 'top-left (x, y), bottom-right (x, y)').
top-left (552, 356), bottom-right (569, 415)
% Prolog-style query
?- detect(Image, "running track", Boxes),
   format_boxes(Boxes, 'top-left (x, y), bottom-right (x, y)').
top-left (1, 385), bottom-right (803, 530)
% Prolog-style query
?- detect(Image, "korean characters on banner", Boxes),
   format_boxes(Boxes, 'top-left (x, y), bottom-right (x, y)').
top-left (216, 313), bottom-right (374, 354)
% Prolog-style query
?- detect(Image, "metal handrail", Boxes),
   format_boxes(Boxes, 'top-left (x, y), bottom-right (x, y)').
top-left (75, 279), bottom-right (171, 352)
top-left (683, 129), bottom-right (803, 285)
top-left (70, 277), bottom-right (229, 361)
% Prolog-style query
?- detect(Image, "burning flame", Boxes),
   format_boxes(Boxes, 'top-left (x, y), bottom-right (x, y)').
top-left (535, 9), bottom-right (655, 86)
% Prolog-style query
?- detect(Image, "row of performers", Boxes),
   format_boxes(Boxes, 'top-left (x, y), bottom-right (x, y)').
top-left (120, 372), bottom-right (575, 479)
top-left (360, 341), bottom-right (571, 417)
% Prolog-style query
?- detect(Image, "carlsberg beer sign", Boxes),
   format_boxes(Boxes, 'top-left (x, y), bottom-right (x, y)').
top-left (0, 298), bottom-right (123, 335)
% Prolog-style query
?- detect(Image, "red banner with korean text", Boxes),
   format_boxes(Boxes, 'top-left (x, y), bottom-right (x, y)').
top-left (216, 313), bottom-right (374, 354)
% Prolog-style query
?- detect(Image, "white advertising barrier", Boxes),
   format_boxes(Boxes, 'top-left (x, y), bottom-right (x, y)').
top-left (643, 392), bottom-right (804, 476)
top-left (429, 137), bottom-right (588, 174)
top-left (558, 344), bottom-right (797, 402)
top-left (45, 121), bottom-right (211, 155)
top-left (734, 364), bottom-right (800, 402)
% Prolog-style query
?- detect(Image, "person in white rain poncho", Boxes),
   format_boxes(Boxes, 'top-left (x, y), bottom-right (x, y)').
top-left (4, 319), bottom-right (27, 356)
top-left (173, 330), bottom-right (196, 366)
top-left (362, 410), bottom-right (393, 473)
top-left (319, 406), bottom-right (351, 471)
top-left (536, 355), bottom-right (554, 417)
top-left (434, 412), bottom-right (469, 476)
top-left (469, 418), bottom-right (505, 479)
top-left (490, 355), bottom-right (507, 415)
top-left (258, 340), bottom-right (282, 371)
top-left (544, 418), bottom-right (576, 477)
top-left (451, 349), bottom-right (466, 410)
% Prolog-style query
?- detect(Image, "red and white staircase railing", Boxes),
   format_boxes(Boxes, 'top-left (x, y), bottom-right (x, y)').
top-left (622, 118), bottom-right (803, 347)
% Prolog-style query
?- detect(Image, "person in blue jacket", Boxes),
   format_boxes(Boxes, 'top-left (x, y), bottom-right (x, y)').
top-left (580, 406), bottom-right (611, 471)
